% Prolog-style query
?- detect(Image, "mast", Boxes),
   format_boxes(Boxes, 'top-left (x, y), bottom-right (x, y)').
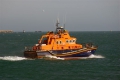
top-left (55, 18), bottom-right (60, 33)
top-left (55, 18), bottom-right (65, 33)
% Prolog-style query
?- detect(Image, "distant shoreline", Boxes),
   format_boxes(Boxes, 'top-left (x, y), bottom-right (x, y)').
top-left (1, 31), bottom-right (118, 33)
top-left (0, 30), bottom-right (13, 33)
top-left (1, 30), bottom-right (119, 33)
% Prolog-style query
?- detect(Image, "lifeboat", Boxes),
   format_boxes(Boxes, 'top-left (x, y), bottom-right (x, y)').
top-left (24, 20), bottom-right (97, 59)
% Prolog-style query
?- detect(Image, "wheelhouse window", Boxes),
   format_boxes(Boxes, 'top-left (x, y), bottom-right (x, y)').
top-left (59, 41), bottom-right (62, 44)
top-left (66, 40), bottom-right (69, 43)
top-left (56, 40), bottom-right (62, 44)
top-left (66, 39), bottom-right (76, 44)
top-left (56, 41), bottom-right (59, 44)
top-left (41, 37), bottom-right (48, 44)
top-left (73, 39), bottom-right (76, 43)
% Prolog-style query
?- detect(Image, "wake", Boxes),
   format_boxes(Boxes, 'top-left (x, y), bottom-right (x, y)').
top-left (79, 54), bottom-right (105, 59)
top-left (0, 56), bottom-right (28, 61)
top-left (0, 54), bottom-right (104, 61)
top-left (88, 54), bottom-right (105, 58)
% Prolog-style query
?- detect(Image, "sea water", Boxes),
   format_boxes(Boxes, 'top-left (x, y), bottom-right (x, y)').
top-left (0, 31), bottom-right (120, 80)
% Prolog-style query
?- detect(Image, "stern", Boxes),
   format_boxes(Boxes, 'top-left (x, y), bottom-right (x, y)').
top-left (24, 51), bottom-right (37, 58)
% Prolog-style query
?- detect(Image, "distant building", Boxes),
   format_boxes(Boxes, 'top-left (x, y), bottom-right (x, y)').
top-left (0, 30), bottom-right (13, 33)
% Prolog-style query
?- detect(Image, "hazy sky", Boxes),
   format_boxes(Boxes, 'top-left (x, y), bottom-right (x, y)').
top-left (0, 0), bottom-right (120, 31)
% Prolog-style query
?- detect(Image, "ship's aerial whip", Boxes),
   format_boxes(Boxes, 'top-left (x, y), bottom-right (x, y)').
top-left (63, 17), bottom-right (66, 29)
top-left (56, 18), bottom-right (60, 27)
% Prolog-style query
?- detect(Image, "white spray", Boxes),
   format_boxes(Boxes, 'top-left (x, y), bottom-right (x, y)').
top-left (0, 56), bottom-right (27, 61)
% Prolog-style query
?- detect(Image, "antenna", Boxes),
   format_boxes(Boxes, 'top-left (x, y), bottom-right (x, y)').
top-left (56, 18), bottom-right (59, 27)
top-left (64, 24), bottom-right (65, 29)
top-left (63, 13), bottom-right (67, 29)
top-left (55, 18), bottom-right (60, 33)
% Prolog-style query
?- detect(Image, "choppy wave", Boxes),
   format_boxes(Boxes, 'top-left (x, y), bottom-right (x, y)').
top-left (0, 56), bottom-right (28, 61)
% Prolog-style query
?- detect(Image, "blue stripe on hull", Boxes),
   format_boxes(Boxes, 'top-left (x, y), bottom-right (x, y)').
top-left (70, 52), bottom-right (92, 57)
top-left (52, 49), bottom-right (96, 57)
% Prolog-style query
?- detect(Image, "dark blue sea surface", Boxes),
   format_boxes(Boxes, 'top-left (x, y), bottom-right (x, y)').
top-left (0, 31), bottom-right (120, 80)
